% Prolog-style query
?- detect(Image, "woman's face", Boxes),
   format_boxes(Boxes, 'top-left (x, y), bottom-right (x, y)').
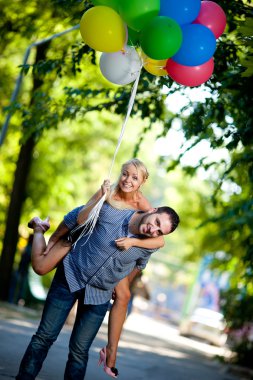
top-left (118, 164), bottom-right (144, 193)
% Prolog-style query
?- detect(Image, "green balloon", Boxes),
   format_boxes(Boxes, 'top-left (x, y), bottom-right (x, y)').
top-left (92, 0), bottom-right (119, 12)
top-left (140, 16), bottom-right (183, 60)
top-left (118, 0), bottom-right (160, 32)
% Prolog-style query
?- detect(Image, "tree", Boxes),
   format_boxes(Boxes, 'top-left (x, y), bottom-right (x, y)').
top-left (0, 42), bottom-right (51, 300)
top-left (1, 0), bottom-right (253, 365)
top-left (0, 0), bottom-right (166, 300)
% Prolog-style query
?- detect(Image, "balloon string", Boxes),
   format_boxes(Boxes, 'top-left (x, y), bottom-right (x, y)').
top-left (71, 68), bottom-right (142, 247)
top-left (107, 69), bottom-right (141, 179)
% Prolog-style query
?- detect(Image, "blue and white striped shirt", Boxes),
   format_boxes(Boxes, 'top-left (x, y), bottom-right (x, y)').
top-left (63, 202), bottom-right (156, 305)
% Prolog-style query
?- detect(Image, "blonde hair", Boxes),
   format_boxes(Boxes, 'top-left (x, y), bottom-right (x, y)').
top-left (107, 159), bottom-right (149, 210)
top-left (120, 158), bottom-right (149, 182)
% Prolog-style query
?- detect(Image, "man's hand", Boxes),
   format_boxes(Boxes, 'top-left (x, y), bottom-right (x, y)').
top-left (115, 237), bottom-right (135, 250)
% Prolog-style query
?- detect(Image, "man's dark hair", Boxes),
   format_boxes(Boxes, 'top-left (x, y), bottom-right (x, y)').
top-left (156, 206), bottom-right (180, 233)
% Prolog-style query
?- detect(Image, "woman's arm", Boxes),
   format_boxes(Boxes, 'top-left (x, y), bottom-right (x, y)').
top-left (77, 179), bottom-right (111, 224)
top-left (115, 235), bottom-right (164, 250)
top-left (134, 194), bottom-right (165, 249)
top-left (114, 193), bottom-right (165, 250)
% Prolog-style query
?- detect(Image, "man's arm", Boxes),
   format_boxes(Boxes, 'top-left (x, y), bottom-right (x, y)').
top-left (127, 268), bottom-right (142, 285)
top-left (112, 268), bottom-right (141, 300)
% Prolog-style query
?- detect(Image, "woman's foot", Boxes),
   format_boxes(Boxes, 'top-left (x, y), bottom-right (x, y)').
top-left (28, 217), bottom-right (50, 233)
top-left (104, 346), bottom-right (117, 369)
top-left (98, 347), bottom-right (118, 378)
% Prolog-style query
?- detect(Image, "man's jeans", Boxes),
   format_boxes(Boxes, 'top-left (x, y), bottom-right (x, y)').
top-left (16, 264), bottom-right (109, 380)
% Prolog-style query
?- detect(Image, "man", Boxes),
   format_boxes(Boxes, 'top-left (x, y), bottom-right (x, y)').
top-left (16, 202), bottom-right (179, 380)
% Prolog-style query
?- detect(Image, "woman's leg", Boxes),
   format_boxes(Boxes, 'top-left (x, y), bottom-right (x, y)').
top-left (106, 277), bottom-right (131, 369)
top-left (29, 217), bottom-right (71, 275)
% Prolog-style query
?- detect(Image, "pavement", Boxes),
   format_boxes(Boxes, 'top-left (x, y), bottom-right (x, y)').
top-left (0, 302), bottom-right (251, 380)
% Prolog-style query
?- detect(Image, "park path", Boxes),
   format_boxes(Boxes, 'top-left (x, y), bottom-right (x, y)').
top-left (0, 303), bottom-right (248, 380)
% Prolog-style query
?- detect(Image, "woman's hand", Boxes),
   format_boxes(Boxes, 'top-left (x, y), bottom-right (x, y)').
top-left (101, 179), bottom-right (111, 195)
top-left (115, 237), bottom-right (135, 250)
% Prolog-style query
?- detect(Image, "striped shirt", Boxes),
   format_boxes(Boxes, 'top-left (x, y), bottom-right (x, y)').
top-left (63, 202), bottom-right (156, 305)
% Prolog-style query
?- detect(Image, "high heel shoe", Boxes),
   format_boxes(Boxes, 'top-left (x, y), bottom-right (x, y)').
top-left (98, 347), bottom-right (118, 378)
top-left (28, 216), bottom-right (50, 232)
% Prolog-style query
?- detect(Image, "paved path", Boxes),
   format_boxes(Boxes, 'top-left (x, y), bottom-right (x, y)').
top-left (0, 303), bottom-right (244, 380)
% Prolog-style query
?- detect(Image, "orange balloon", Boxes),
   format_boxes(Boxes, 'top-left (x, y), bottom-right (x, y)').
top-left (142, 52), bottom-right (167, 76)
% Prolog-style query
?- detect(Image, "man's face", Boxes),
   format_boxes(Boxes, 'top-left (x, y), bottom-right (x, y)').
top-left (138, 212), bottom-right (172, 237)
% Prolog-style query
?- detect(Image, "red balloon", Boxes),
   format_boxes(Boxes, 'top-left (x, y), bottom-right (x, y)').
top-left (193, 1), bottom-right (226, 39)
top-left (166, 58), bottom-right (214, 87)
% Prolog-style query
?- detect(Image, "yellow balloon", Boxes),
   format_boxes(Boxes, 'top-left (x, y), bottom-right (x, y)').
top-left (80, 6), bottom-right (126, 53)
top-left (141, 52), bottom-right (167, 76)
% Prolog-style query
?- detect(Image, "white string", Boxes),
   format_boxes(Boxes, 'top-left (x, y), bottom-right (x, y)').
top-left (71, 194), bottom-right (106, 248)
top-left (108, 69), bottom-right (141, 179)
top-left (71, 68), bottom-right (142, 248)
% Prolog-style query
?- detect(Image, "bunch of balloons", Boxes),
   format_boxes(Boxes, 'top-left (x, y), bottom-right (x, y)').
top-left (80, 0), bottom-right (226, 87)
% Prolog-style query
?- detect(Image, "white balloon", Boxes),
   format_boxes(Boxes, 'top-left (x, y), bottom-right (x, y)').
top-left (100, 46), bottom-right (142, 85)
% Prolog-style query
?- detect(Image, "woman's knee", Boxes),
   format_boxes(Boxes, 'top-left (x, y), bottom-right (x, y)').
top-left (32, 260), bottom-right (50, 276)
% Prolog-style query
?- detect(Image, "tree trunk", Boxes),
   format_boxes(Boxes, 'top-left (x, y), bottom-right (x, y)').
top-left (0, 42), bottom-right (50, 301)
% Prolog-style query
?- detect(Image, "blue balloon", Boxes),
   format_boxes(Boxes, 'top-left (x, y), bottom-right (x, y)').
top-left (172, 24), bottom-right (216, 66)
top-left (159, 0), bottom-right (201, 25)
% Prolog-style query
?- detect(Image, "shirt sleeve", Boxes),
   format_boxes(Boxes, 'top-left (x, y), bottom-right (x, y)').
top-left (135, 247), bottom-right (158, 270)
top-left (135, 255), bottom-right (150, 270)
top-left (64, 205), bottom-right (84, 230)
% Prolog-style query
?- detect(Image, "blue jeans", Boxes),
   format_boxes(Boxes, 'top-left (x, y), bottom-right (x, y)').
top-left (16, 264), bottom-right (109, 380)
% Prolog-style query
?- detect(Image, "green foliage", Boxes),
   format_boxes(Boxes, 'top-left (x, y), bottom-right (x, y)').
top-left (149, 0), bottom-right (253, 366)
top-left (220, 287), bottom-right (253, 368)
top-left (237, 16), bottom-right (253, 77)
top-left (1, 0), bottom-right (253, 366)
